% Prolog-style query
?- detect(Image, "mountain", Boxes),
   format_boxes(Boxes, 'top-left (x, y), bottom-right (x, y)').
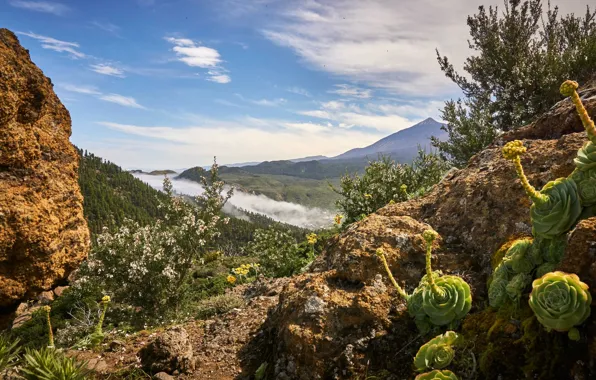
top-left (289, 155), bottom-right (328, 163)
top-left (128, 169), bottom-right (178, 175)
top-left (332, 117), bottom-right (446, 160)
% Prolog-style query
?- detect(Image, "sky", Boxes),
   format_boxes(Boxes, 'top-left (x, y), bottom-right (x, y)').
top-left (2, 0), bottom-right (592, 169)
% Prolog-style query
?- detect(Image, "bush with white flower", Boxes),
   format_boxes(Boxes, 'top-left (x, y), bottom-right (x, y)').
top-left (75, 159), bottom-right (232, 320)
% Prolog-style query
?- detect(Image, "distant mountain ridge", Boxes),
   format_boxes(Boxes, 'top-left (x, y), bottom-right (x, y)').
top-left (331, 117), bottom-right (446, 160)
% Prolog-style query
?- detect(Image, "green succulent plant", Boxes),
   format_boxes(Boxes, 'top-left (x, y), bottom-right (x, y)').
top-left (488, 275), bottom-right (508, 308)
top-left (414, 331), bottom-right (462, 371)
top-left (376, 230), bottom-right (472, 332)
top-left (535, 262), bottom-right (557, 278)
top-left (502, 238), bottom-right (534, 274)
top-left (503, 140), bottom-right (582, 239)
top-left (528, 271), bottom-right (592, 335)
top-left (505, 272), bottom-right (532, 301)
top-left (570, 167), bottom-right (596, 207)
top-left (20, 347), bottom-right (90, 380)
top-left (415, 230), bottom-right (472, 328)
top-left (415, 369), bottom-right (459, 380)
top-left (0, 336), bottom-right (21, 373)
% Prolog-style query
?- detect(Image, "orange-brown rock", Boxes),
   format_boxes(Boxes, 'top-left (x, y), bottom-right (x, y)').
top-left (0, 29), bottom-right (89, 307)
top-left (557, 217), bottom-right (596, 297)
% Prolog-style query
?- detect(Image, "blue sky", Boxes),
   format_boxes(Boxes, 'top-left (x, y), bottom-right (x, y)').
top-left (2, 0), bottom-right (591, 169)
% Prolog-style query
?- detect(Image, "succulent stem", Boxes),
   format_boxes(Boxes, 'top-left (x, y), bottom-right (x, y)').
top-left (423, 231), bottom-right (444, 298)
top-left (376, 249), bottom-right (409, 299)
top-left (95, 295), bottom-right (110, 334)
top-left (561, 80), bottom-right (596, 140)
top-left (43, 306), bottom-right (54, 348)
top-left (512, 156), bottom-right (549, 204)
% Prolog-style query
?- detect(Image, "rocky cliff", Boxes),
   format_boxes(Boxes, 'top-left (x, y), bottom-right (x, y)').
top-left (0, 29), bottom-right (89, 308)
top-left (255, 81), bottom-right (596, 380)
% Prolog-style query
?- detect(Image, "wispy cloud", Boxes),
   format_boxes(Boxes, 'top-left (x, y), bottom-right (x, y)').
top-left (235, 94), bottom-right (287, 107)
top-left (9, 1), bottom-right (69, 16)
top-left (252, 98), bottom-right (287, 106)
top-left (90, 63), bottom-right (126, 77)
top-left (215, 99), bottom-right (244, 107)
top-left (95, 116), bottom-right (383, 168)
top-left (17, 31), bottom-right (85, 59)
top-left (61, 83), bottom-right (147, 109)
top-left (286, 86), bottom-right (311, 97)
top-left (91, 21), bottom-right (121, 35)
top-left (256, 0), bottom-right (474, 96)
top-left (298, 98), bottom-right (443, 133)
top-left (329, 84), bottom-right (372, 99)
top-left (99, 94), bottom-right (146, 109)
top-left (61, 84), bottom-right (101, 95)
top-left (165, 36), bottom-right (231, 83)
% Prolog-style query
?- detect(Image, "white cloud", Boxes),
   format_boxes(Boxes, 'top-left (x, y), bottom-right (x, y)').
top-left (165, 37), bottom-right (222, 68)
top-left (207, 71), bottom-right (231, 84)
top-left (258, 0), bottom-right (593, 96)
top-left (235, 94), bottom-right (287, 107)
top-left (93, 116), bottom-right (384, 168)
top-left (17, 31), bottom-right (85, 58)
top-left (61, 83), bottom-right (146, 109)
top-left (165, 36), bottom-right (231, 83)
top-left (298, 99), bottom-right (444, 133)
top-left (91, 21), bottom-right (121, 35)
top-left (9, 1), bottom-right (69, 15)
top-left (99, 94), bottom-right (146, 109)
top-left (286, 86), bottom-right (311, 97)
top-left (90, 63), bottom-right (126, 77)
top-left (329, 84), bottom-right (371, 99)
top-left (61, 84), bottom-right (101, 95)
top-left (252, 98), bottom-right (287, 106)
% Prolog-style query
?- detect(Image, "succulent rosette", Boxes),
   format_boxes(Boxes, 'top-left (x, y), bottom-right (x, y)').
top-left (420, 275), bottom-right (472, 327)
top-left (530, 177), bottom-right (581, 239)
top-left (502, 238), bottom-right (534, 274)
top-left (502, 140), bottom-right (582, 239)
top-left (574, 142), bottom-right (596, 172)
top-left (414, 331), bottom-right (462, 371)
top-left (529, 271), bottom-right (592, 332)
top-left (415, 369), bottom-right (459, 380)
top-left (570, 166), bottom-right (596, 207)
top-left (506, 272), bottom-right (532, 301)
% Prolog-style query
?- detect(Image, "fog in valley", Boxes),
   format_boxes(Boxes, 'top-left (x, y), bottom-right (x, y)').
top-left (132, 173), bottom-right (334, 229)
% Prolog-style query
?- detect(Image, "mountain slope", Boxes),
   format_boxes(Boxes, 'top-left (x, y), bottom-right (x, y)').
top-left (78, 149), bottom-right (309, 253)
top-left (332, 117), bottom-right (446, 160)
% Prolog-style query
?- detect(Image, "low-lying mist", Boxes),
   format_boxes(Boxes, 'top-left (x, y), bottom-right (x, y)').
top-left (132, 173), bottom-right (334, 229)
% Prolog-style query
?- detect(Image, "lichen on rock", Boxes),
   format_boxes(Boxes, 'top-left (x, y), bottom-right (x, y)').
top-left (0, 28), bottom-right (90, 308)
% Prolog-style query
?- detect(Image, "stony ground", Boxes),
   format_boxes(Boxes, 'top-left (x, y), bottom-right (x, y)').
top-left (68, 277), bottom-right (290, 379)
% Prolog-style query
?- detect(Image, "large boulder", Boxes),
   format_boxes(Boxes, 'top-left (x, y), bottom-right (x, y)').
top-left (139, 326), bottom-right (196, 375)
top-left (0, 28), bottom-right (90, 307)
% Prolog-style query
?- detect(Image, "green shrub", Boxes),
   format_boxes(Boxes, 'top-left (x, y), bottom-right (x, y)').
top-left (245, 227), bottom-right (312, 277)
top-left (433, 0), bottom-right (596, 167)
top-left (20, 347), bottom-right (90, 380)
top-left (0, 335), bottom-right (21, 373)
top-left (75, 159), bottom-right (232, 320)
top-left (195, 294), bottom-right (244, 319)
top-left (333, 151), bottom-right (450, 224)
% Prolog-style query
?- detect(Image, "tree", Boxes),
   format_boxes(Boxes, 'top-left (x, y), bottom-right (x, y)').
top-left (433, 0), bottom-right (596, 167)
